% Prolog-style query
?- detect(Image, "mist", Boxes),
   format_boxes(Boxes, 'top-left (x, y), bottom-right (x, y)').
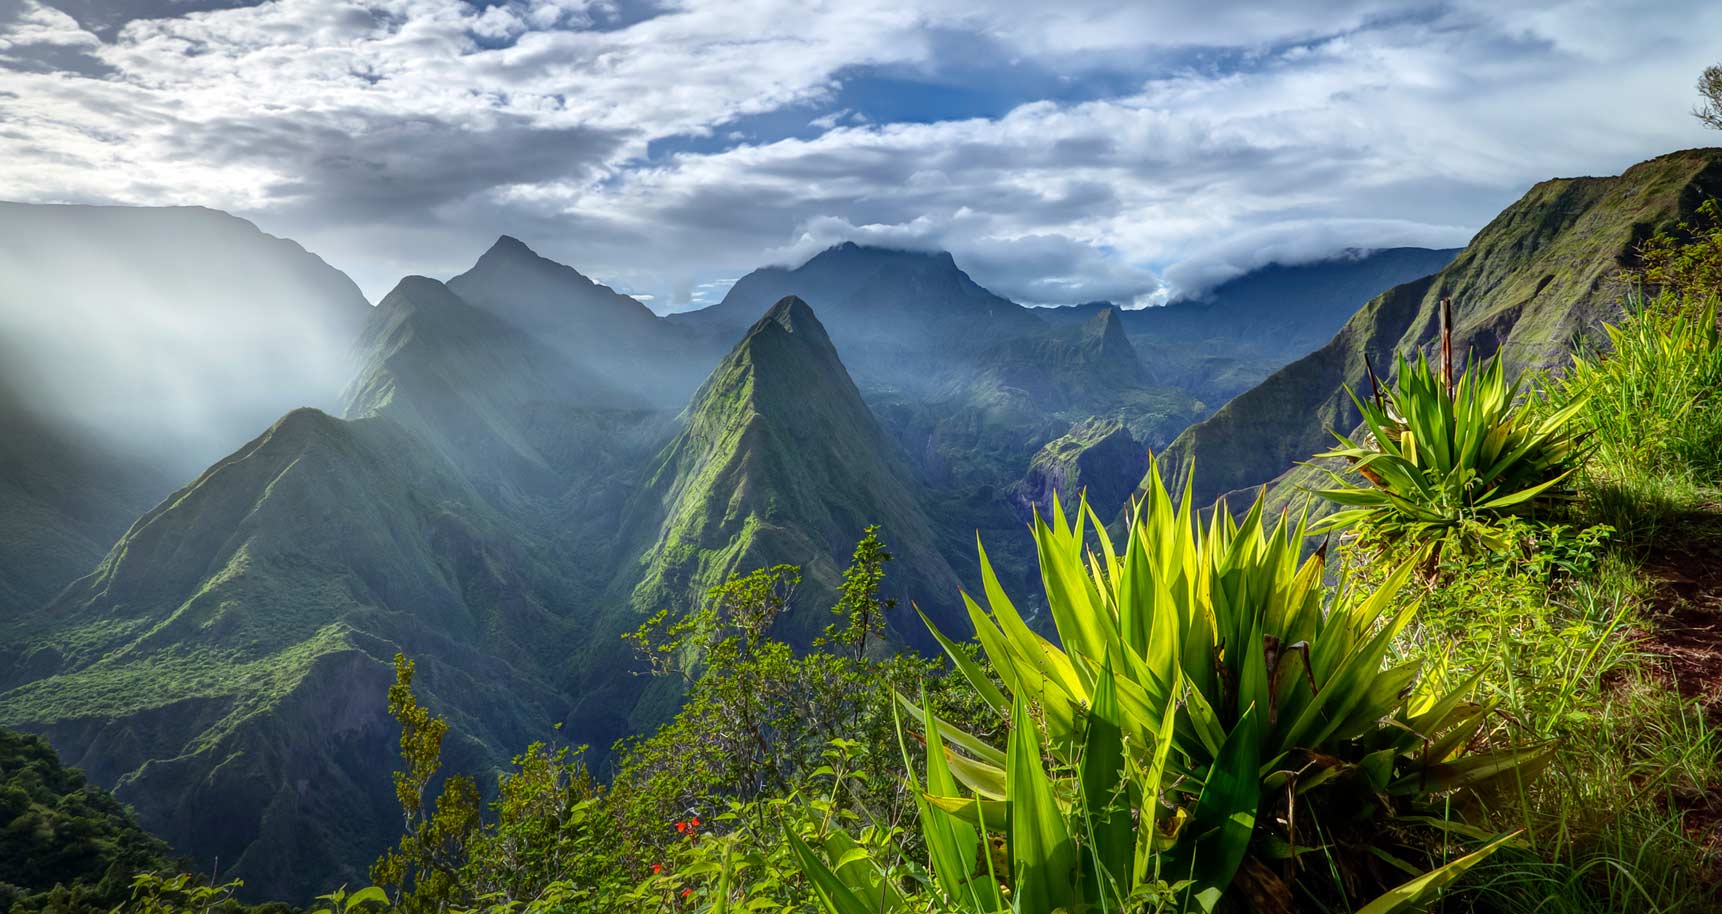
top-left (0, 202), bottom-right (371, 480)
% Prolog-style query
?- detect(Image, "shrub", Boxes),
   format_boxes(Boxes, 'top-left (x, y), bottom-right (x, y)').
top-left (792, 466), bottom-right (1543, 913)
top-left (1312, 351), bottom-right (1585, 553)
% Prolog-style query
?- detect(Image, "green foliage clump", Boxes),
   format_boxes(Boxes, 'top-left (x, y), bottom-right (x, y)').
top-left (1546, 202), bottom-right (1722, 540)
top-left (796, 466), bottom-right (1541, 913)
top-left (371, 654), bottom-right (484, 912)
top-left (819, 526), bottom-right (895, 660)
top-left (1696, 64), bottom-right (1722, 131)
top-left (1313, 350), bottom-right (1585, 553)
top-left (611, 547), bottom-right (991, 869)
top-left (0, 729), bottom-right (177, 914)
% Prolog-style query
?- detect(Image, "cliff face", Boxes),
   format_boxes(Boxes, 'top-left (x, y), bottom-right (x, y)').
top-left (1011, 418), bottom-right (1147, 523)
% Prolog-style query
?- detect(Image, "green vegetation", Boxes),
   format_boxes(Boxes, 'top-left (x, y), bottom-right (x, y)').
top-left (624, 295), bottom-right (962, 646)
top-left (0, 728), bottom-right (291, 914)
top-left (0, 728), bottom-right (178, 914)
top-left (1698, 64), bottom-right (1722, 131)
top-left (1312, 346), bottom-right (1585, 552)
top-left (795, 467), bottom-right (1542, 913)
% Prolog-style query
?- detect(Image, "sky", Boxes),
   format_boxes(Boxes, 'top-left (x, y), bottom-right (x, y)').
top-left (1, 0), bottom-right (1718, 311)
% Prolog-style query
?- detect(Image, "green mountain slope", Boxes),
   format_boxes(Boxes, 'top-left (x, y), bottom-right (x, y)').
top-left (1159, 147), bottom-right (1722, 512)
top-left (0, 409), bottom-right (581, 902)
top-left (623, 296), bottom-right (961, 646)
top-left (0, 203), bottom-right (374, 616)
top-left (1009, 417), bottom-right (1147, 523)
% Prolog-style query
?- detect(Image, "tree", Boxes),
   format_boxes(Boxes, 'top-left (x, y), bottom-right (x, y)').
top-left (1698, 64), bottom-right (1722, 130)
top-left (819, 524), bottom-right (895, 661)
top-left (370, 655), bottom-right (481, 914)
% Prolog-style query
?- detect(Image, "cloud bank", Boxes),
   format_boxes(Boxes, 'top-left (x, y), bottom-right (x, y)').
top-left (0, 0), bottom-right (1717, 307)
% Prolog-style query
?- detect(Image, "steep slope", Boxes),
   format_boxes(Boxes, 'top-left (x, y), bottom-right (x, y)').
top-left (970, 306), bottom-right (1151, 407)
top-left (1159, 148), bottom-right (1722, 511)
top-left (623, 297), bottom-right (962, 647)
top-left (447, 237), bottom-right (721, 405)
top-left (1010, 417), bottom-right (1147, 523)
top-left (0, 203), bottom-right (373, 615)
top-left (0, 203), bottom-right (371, 477)
top-left (874, 307), bottom-right (1202, 492)
top-left (0, 409), bottom-right (581, 901)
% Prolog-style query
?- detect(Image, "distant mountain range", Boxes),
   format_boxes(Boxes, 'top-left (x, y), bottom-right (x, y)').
top-left (1042, 247), bottom-right (1462, 402)
top-left (1, 162), bottom-right (1614, 899)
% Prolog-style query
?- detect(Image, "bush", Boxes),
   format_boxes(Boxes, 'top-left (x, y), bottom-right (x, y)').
top-left (793, 467), bottom-right (1543, 913)
top-left (1312, 350), bottom-right (1585, 554)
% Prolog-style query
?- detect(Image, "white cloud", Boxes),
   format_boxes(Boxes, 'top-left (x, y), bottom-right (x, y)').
top-left (0, 0), bottom-right (99, 54)
top-left (0, 0), bottom-right (1717, 305)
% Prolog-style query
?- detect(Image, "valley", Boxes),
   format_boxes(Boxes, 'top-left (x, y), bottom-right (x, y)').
top-left (0, 201), bottom-right (1457, 897)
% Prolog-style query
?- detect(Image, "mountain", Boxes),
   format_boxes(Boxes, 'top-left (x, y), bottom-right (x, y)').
top-left (0, 203), bottom-right (372, 477)
top-left (870, 305), bottom-right (1202, 492)
top-left (447, 236), bottom-right (721, 406)
top-left (1041, 247), bottom-right (1461, 402)
top-left (673, 243), bottom-right (1044, 390)
top-left (0, 409), bottom-right (584, 901)
top-left (1158, 148), bottom-right (1722, 512)
top-left (969, 306), bottom-right (1150, 407)
top-left (343, 275), bottom-right (648, 497)
top-left (622, 297), bottom-right (962, 648)
top-left (0, 203), bottom-right (374, 616)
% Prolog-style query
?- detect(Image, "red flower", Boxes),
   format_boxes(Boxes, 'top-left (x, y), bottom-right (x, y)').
top-left (680, 889), bottom-right (692, 898)
top-left (690, 816), bottom-right (701, 828)
top-left (675, 821), bottom-right (687, 834)
top-left (651, 863), bottom-right (663, 874)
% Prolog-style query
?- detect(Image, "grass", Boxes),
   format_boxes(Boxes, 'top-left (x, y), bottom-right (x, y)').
top-left (1341, 525), bottom-right (1720, 913)
top-left (1546, 294), bottom-right (1722, 541)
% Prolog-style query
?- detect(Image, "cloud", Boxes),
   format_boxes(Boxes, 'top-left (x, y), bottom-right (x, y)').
top-left (0, 0), bottom-right (1717, 309)
top-left (170, 109), bottom-right (626, 222)
top-left (1163, 218), bottom-right (1476, 299)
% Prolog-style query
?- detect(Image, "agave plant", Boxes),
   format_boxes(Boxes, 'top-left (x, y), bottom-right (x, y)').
top-left (1312, 351), bottom-right (1585, 550)
top-left (792, 465), bottom-right (1544, 913)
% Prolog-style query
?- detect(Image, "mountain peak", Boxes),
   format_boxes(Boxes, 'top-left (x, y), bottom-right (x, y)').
top-left (1083, 303), bottom-right (1126, 336)
top-left (486, 234), bottom-right (536, 257)
top-left (761, 294), bottom-right (819, 331)
top-left (810, 241), bottom-right (956, 265)
top-left (376, 275), bottom-right (463, 315)
top-left (743, 295), bottom-right (835, 356)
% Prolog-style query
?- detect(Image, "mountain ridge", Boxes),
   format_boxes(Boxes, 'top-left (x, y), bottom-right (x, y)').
top-left (621, 295), bottom-right (961, 650)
